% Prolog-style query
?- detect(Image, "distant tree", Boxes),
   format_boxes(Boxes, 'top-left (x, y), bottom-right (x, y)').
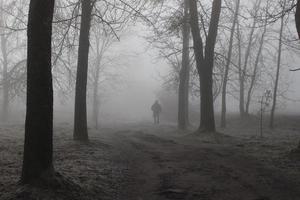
top-left (74, 0), bottom-right (148, 140)
top-left (189, 0), bottom-right (222, 133)
top-left (269, 0), bottom-right (287, 129)
top-left (245, 1), bottom-right (269, 115)
top-left (0, 8), bottom-right (9, 121)
top-left (21, 0), bottom-right (55, 183)
top-left (239, 0), bottom-right (261, 117)
top-left (220, 0), bottom-right (240, 128)
top-left (89, 25), bottom-right (120, 129)
top-left (0, 0), bottom-right (27, 122)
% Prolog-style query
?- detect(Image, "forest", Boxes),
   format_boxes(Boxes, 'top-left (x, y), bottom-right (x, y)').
top-left (1, 0), bottom-right (300, 199)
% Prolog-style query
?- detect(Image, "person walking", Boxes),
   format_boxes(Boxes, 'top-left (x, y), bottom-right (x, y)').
top-left (151, 100), bottom-right (162, 124)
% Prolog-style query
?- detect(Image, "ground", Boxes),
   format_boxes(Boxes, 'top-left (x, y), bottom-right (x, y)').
top-left (0, 115), bottom-right (300, 200)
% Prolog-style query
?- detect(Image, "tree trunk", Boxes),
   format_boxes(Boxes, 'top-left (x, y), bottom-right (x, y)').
top-left (245, 17), bottom-right (267, 114)
top-left (0, 31), bottom-right (9, 122)
top-left (270, 0), bottom-right (286, 129)
top-left (0, 7), bottom-right (9, 122)
top-left (296, 0), bottom-right (300, 39)
top-left (220, 0), bottom-right (240, 128)
top-left (93, 54), bottom-right (101, 129)
top-left (239, 0), bottom-right (261, 117)
top-left (236, 20), bottom-right (243, 116)
top-left (189, 0), bottom-right (222, 133)
top-left (74, 0), bottom-right (93, 141)
top-left (21, 0), bottom-right (55, 184)
top-left (178, 0), bottom-right (190, 130)
top-left (296, 0), bottom-right (300, 151)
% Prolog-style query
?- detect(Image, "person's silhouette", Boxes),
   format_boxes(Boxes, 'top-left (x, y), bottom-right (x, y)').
top-left (151, 100), bottom-right (162, 124)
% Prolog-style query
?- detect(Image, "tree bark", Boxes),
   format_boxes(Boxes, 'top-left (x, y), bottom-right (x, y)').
top-left (74, 0), bottom-right (93, 141)
top-left (178, 0), bottom-right (190, 130)
top-left (21, 0), bottom-right (55, 184)
top-left (270, 0), bottom-right (286, 129)
top-left (189, 0), bottom-right (222, 133)
top-left (220, 0), bottom-right (240, 128)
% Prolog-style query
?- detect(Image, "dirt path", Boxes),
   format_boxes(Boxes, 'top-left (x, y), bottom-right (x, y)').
top-left (106, 124), bottom-right (300, 200)
top-left (1, 123), bottom-right (300, 200)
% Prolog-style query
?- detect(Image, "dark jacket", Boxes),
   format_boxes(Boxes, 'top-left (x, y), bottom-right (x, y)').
top-left (151, 102), bottom-right (162, 114)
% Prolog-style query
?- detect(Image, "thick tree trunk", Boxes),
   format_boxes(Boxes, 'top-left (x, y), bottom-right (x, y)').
top-left (74, 0), bottom-right (93, 141)
top-left (189, 0), bottom-right (222, 133)
top-left (220, 0), bottom-right (240, 128)
top-left (178, 0), bottom-right (190, 130)
top-left (21, 0), bottom-right (55, 184)
top-left (270, 0), bottom-right (285, 129)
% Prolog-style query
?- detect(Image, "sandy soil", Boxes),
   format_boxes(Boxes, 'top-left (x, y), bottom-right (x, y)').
top-left (0, 117), bottom-right (300, 200)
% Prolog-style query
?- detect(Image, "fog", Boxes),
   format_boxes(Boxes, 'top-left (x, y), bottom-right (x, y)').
top-left (6, 22), bottom-right (300, 126)
top-left (1, 0), bottom-right (300, 199)
top-left (49, 23), bottom-right (300, 126)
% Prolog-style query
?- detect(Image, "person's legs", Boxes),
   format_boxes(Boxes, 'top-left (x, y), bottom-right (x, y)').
top-left (153, 113), bottom-right (156, 124)
top-left (154, 113), bottom-right (158, 124)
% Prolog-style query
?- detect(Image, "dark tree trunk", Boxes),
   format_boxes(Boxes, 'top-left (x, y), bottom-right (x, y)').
top-left (220, 0), bottom-right (240, 128)
top-left (74, 0), bottom-right (93, 141)
top-left (178, 0), bottom-right (190, 130)
top-left (296, 0), bottom-right (300, 39)
top-left (189, 0), bottom-right (222, 133)
top-left (21, 0), bottom-right (55, 184)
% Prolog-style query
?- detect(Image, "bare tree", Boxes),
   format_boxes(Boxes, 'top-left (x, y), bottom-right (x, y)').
top-left (0, 0), bottom-right (27, 122)
top-left (189, 0), bottom-right (222, 133)
top-left (245, 1), bottom-right (269, 115)
top-left (239, 0), bottom-right (262, 117)
top-left (220, 0), bottom-right (240, 128)
top-left (74, 0), bottom-right (148, 140)
top-left (178, 0), bottom-right (190, 130)
top-left (21, 0), bottom-right (55, 183)
top-left (0, 13), bottom-right (9, 121)
top-left (269, 0), bottom-right (287, 129)
top-left (90, 26), bottom-right (117, 129)
top-left (73, 0), bottom-right (94, 141)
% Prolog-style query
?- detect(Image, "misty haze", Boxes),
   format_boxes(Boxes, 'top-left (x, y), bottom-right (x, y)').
top-left (1, 0), bottom-right (300, 199)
